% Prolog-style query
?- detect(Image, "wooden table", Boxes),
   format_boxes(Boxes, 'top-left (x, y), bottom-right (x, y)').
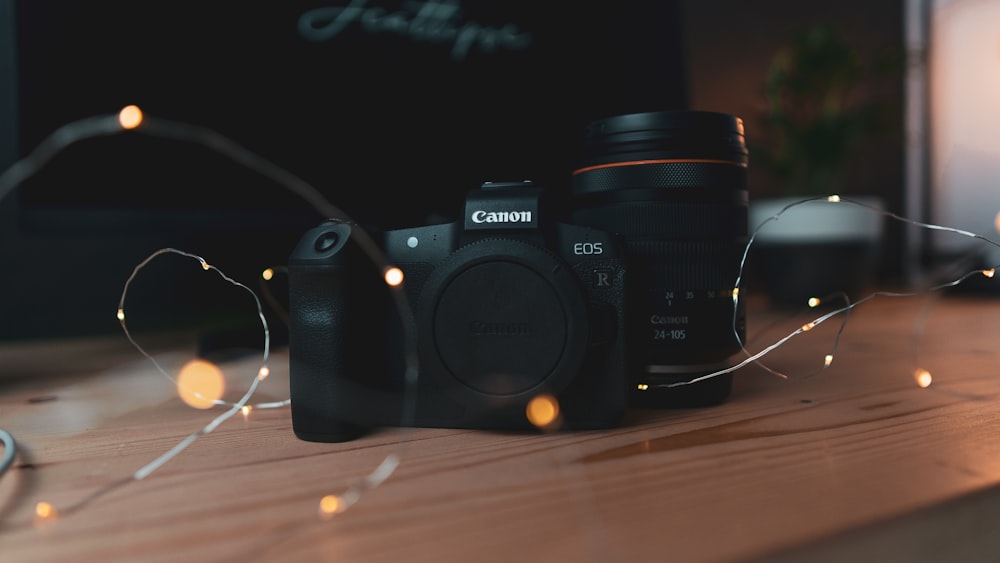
top-left (2, 295), bottom-right (1000, 562)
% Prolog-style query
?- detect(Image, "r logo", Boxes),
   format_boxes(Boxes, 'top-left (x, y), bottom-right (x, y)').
top-left (593, 269), bottom-right (613, 288)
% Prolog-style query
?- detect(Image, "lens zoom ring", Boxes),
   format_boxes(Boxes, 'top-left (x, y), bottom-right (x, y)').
top-left (574, 202), bottom-right (747, 239)
top-left (630, 240), bottom-right (743, 288)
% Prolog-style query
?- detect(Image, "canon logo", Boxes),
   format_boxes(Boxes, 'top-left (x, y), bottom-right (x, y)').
top-left (470, 210), bottom-right (533, 224)
top-left (469, 321), bottom-right (531, 336)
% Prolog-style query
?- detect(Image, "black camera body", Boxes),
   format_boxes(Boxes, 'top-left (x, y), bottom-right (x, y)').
top-left (289, 181), bottom-right (628, 442)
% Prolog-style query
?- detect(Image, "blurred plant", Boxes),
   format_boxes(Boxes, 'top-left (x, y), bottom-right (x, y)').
top-left (755, 24), bottom-right (900, 196)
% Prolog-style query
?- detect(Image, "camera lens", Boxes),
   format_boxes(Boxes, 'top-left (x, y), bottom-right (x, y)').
top-left (571, 110), bottom-right (748, 406)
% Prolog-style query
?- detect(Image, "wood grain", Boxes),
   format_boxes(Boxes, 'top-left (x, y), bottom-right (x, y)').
top-left (2, 296), bottom-right (1000, 562)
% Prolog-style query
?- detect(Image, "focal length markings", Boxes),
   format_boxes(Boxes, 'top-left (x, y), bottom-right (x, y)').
top-left (662, 289), bottom-right (727, 307)
top-left (649, 288), bottom-right (734, 342)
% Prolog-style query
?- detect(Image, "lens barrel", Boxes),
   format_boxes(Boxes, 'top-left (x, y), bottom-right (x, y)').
top-left (571, 110), bottom-right (748, 407)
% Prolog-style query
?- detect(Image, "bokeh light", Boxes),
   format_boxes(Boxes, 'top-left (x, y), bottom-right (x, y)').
top-left (914, 368), bottom-right (933, 388)
top-left (319, 495), bottom-right (343, 519)
top-left (177, 359), bottom-right (225, 409)
top-left (118, 105), bottom-right (143, 129)
top-left (526, 394), bottom-right (561, 430)
top-left (384, 267), bottom-right (404, 287)
top-left (34, 501), bottom-right (58, 526)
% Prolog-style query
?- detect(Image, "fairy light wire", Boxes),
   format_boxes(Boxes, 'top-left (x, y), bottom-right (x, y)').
top-left (133, 371), bottom-right (265, 480)
top-left (0, 116), bottom-right (123, 203)
top-left (6, 108), bottom-right (1000, 520)
top-left (117, 248), bottom-right (271, 385)
top-left (0, 110), bottom-right (417, 383)
top-left (0, 107), bottom-right (419, 513)
top-left (259, 265), bottom-right (291, 326)
top-left (3, 107), bottom-right (417, 417)
top-left (0, 428), bottom-right (16, 477)
top-left (117, 247), bottom-right (276, 480)
top-left (128, 113), bottom-right (421, 432)
top-left (665, 194), bottom-right (1000, 390)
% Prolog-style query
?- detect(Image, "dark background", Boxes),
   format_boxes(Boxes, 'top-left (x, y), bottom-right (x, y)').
top-left (0, 1), bottom-right (904, 341)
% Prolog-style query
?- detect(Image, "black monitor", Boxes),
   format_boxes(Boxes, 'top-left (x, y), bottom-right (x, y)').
top-left (1, 0), bottom-right (689, 340)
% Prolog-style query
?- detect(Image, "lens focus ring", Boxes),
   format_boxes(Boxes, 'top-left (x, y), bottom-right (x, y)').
top-left (574, 161), bottom-right (746, 195)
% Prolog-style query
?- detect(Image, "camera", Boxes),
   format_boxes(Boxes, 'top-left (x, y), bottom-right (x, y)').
top-left (289, 180), bottom-right (628, 442)
top-left (287, 110), bottom-right (749, 442)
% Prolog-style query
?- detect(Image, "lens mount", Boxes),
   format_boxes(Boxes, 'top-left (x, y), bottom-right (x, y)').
top-left (416, 238), bottom-right (589, 409)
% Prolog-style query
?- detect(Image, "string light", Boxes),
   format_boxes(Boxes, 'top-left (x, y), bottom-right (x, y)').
top-left (34, 501), bottom-right (58, 525)
top-left (914, 368), bottom-right (934, 388)
top-left (3, 107), bottom-right (1000, 527)
top-left (35, 501), bottom-right (55, 518)
top-left (258, 265), bottom-right (291, 327)
top-left (316, 454), bottom-right (401, 520)
top-left (526, 394), bottom-right (562, 431)
top-left (318, 495), bottom-right (344, 518)
top-left (649, 195), bottom-right (1000, 390)
top-left (0, 428), bottom-right (15, 478)
top-left (115, 248), bottom-right (290, 485)
top-left (118, 105), bottom-right (143, 129)
top-left (384, 266), bottom-right (405, 287)
top-left (176, 359), bottom-right (226, 410)
top-left (59, 106), bottom-right (417, 516)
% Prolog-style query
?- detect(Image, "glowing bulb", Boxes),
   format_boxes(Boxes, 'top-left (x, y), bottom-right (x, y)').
top-left (982, 269), bottom-right (996, 279)
top-left (257, 366), bottom-right (270, 380)
top-left (261, 268), bottom-right (274, 281)
top-left (35, 501), bottom-right (57, 520)
top-left (914, 369), bottom-right (933, 388)
top-left (176, 359), bottom-right (225, 409)
top-left (118, 105), bottom-right (143, 129)
top-left (526, 394), bottom-right (561, 429)
top-left (637, 383), bottom-right (649, 391)
top-left (801, 322), bottom-right (816, 332)
top-left (241, 405), bottom-right (252, 416)
top-left (200, 259), bottom-right (211, 271)
top-left (319, 495), bottom-right (343, 518)
top-left (116, 308), bottom-right (126, 321)
top-left (824, 354), bottom-right (834, 367)
top-left (731, 287), bottom-right (740, 302)
top-left (383, 267), bottom-right (404, 287)
top-left (827, 194), bottom-right (842, 203)
top-left (808, 297), bottom-right (821, 308)
top-left (995, 211), bottom-right (1000, 235)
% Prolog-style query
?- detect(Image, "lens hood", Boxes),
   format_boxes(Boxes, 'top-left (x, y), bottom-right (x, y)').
top-left (575, 110), bottom-right (748, 174)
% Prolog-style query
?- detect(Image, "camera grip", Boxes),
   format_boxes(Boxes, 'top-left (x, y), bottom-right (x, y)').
top-left (288, 222), bottom-right (366, 442)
